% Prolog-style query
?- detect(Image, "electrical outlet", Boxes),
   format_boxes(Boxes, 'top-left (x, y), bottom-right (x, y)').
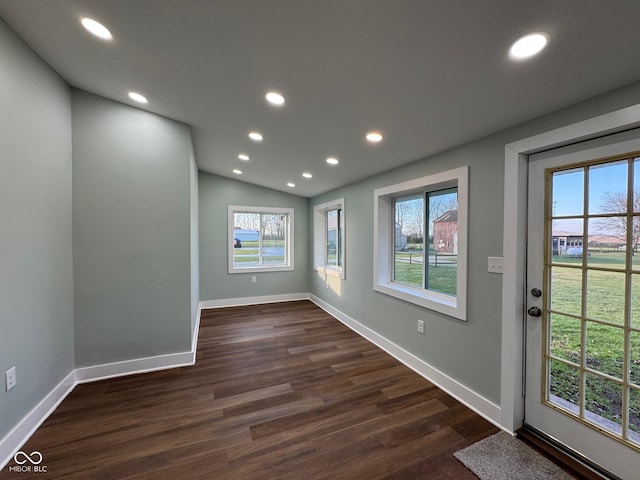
top-left (488, 256), bottom-right (504, 274)
top-left (5, 366), bottom-right (16, 391)
top-left (417, 319), bottom-right (425, 334)
top-left (251, 276), bottom-right (257, 284)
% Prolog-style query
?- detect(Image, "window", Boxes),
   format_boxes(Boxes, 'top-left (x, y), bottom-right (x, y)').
top-left (228, 206), bottom-right (294, 273)
top-left (373, 166), bottom-right (468, 320)
top-left (314, 198), bottom-right (345, 278)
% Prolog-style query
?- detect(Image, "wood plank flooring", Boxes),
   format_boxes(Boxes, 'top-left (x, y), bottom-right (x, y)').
top-left (1, 301), bottom-right (498, 479)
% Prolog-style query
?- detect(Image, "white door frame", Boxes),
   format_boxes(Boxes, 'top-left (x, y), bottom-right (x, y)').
top-left (500, 103), bottom-right (640, 432)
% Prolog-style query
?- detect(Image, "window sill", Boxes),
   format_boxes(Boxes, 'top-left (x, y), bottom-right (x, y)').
top-left (315, 265), bottom-right (344, 279)
top-left (373, 281), bottom-right (464, 320)
top-left (229, 265), bottom-right (293, 274)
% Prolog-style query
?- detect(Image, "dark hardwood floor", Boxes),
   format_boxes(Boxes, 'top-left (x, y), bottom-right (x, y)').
top-left (1, 301), bottom-right (499, 479)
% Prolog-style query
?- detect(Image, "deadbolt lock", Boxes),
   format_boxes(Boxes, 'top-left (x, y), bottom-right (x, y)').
top-left (527, 306), bottom-right (542, 317)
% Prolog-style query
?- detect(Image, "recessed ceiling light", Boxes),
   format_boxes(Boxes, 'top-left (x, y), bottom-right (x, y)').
top-left (326, 157), bottom-right (339, 165)
top-left (249, 131), bottom-right (263, 141)
top-left (509, 33), bottom-right (548, 60)
top-left (287, 182), bottom-right (296, 188)
top-left (265, 91), bottom-right (286, 106)
top-left (302, 172), bottom-right (313, 179)
top-left (80, 17), bottom-right (113, 41)
top-left (233, 169), bottom-right (242, 175)
top-left (128, 92), bottom-right (148, 104)
top-left (366, 131), bottom-right (383, 143)
top-left (238, 154), bottom-right (250, 161)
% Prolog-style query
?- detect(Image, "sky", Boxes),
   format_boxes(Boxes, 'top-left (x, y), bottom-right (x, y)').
top-left (551, 158), bottom-right (638, 234)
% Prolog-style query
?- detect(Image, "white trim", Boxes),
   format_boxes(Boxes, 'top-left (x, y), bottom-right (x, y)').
top-left (0, 306), bottom-right (203, 472)
top-left (309, 294), bottom-right (503, 429)
top-left (75, 350), bottom-right (195, 384)
top-left (373, 166), bottom-right (468, 320)
top-left (0, 370), bottom-right (76, 471)
top-left (508, 103), bottom-right (640, 155)
top-left (199, 292), bottom-right (309, 309)
top-left (191, 303), bottom-right (202, 359)
top-left (501, 102), bottom-right (640, 432)
top-left (313, 198), bottom-right (345, 279)
top-left (228, 205), bottom-right (294, 274)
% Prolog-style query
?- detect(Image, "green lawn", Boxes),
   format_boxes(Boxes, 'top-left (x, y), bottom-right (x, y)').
top-left (234, 256), bottom-right (285, 264)
top-left (393, 252), bottom-right (457, 295)
top-left (549, 250), bottom-right (640, 434)
top-left (233, 239), bottom-right (285, 265)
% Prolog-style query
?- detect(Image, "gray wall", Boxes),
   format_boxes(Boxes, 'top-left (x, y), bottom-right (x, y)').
top-left (0, 19), bottom-right (74, 439)
top-left (310, 80), bottom-right (640, 405)
top-left (199, 172), bottom-right (310, 300)
top-left (72, 90), bottom-right (193, 366)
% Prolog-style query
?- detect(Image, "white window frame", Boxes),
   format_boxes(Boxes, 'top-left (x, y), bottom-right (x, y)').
top-left (228, 205), bottom-right (294, 274)
top-left (313, 198), bottom-right (345, 279)
top-left (373, 166), bottom-right (468, 320)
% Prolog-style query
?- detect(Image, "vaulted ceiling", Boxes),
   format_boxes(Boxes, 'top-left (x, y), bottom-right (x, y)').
top-left (2, 0), bottom-right (640, 197)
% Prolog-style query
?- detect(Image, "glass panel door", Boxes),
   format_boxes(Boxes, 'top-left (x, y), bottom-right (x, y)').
top-left (525, 128), bottom-right (640, 480)
top-left (546, 157), bottom-right (640, 444)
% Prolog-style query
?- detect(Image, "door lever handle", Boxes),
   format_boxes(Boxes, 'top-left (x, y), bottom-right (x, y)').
top-left (528, 306), bottom-right (542, 317)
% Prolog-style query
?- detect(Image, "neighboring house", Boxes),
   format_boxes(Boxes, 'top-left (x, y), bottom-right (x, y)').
top-left (551, 230), bottom-right (583, 255)
top-left (433, 210), bottom-right (458, 254)
top-left (394, 223), bottom-right (407, 251)
top-left (588, 234), bottom-right (626, 250)
top-left (552, 231), bottom-right (626, 255)
top-left (234, 229), bottom-right (260, 242)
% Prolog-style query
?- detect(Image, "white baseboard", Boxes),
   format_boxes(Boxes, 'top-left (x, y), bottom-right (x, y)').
top-left (309, 294), bottom-right (503, 430)
top-left (191, 303), bottom-right (202, 362)
top-left (76, 305), bottom-right (203, 384)
top-left (199, 292), bottom-right (309, 309)
top-left (0, 370), bottom-right (76, 471)
top-left (0, 306), bottom-right (203, 472)
top-left (75, 350), bottom-right (195, 384)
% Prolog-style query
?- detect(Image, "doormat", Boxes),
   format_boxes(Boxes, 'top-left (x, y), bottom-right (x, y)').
top-left (454, 431), bottom-right (575, 480)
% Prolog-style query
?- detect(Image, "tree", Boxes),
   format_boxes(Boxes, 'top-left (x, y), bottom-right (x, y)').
top-left (596, 189), bottom-right (640, 252)
top-left (261, 214), bottom-right (286, 240)
top-left (393, 192), bottom-right (458, 251)
top-left (234, 212), bottom-right (259, 231)
top-left (395, 197), bottom-right (423, 239)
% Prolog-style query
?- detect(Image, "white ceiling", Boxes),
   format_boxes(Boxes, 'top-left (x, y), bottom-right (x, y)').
top-left (2, 0), bottom-right (640, 197)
